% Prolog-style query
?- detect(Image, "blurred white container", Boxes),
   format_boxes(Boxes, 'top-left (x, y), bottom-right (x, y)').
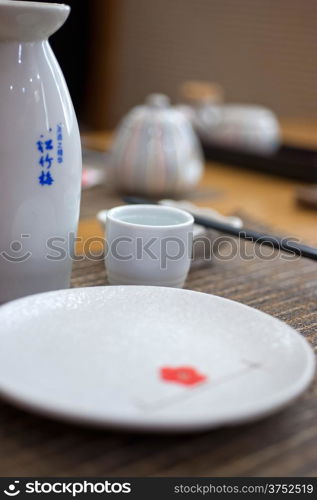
top-left (178, 81), bottom-right (280, 153)
top-left (193, 104), bottom-right (280, 153)
top-left (0, 1), bottom-right (82, 302)
top-left (109, 94), bottom-right (204, 196)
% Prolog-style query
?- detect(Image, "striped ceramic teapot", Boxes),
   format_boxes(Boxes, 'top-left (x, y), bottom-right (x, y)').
top-left (110, 94), bottom-right (204, 196)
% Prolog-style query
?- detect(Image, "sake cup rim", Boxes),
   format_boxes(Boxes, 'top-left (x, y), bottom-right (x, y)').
top-left (106, 204), bottom-right (194, 229)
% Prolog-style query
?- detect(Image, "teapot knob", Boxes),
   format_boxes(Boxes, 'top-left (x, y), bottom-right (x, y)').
top-left (145, 93), bottom-right (170, 109)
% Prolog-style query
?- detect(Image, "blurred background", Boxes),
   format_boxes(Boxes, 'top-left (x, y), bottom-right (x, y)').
top-left (43, 0), bottom-right (317, 129)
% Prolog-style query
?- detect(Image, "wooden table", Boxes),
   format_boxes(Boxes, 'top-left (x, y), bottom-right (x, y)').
top-left (1, 119), bottom-right (317, 477)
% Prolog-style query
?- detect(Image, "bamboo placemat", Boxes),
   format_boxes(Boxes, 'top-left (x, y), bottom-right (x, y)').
top-left (0, 188), bottom-right (316, 477)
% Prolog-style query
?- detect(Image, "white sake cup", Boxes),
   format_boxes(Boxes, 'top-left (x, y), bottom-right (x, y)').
top-left (105, 205), bottom-right (194, 287)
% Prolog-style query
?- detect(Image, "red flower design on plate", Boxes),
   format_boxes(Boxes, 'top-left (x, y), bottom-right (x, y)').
top-left (160, 366), bottom-right (207, 386)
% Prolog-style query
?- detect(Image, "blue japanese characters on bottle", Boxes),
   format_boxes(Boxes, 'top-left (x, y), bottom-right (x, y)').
top-left (36, 123), bottom-right (64, 186)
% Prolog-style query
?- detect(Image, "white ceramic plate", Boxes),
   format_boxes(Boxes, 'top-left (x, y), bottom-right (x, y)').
top-left (0, 286), bottom-right (314, 432)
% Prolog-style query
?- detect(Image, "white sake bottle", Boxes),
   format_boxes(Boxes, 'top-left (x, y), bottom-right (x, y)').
top-left (0, 1), bottom-right (82, 302)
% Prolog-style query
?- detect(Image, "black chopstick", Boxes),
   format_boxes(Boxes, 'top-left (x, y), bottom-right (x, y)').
top-left (123, 196), bottom-right (317, 261)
